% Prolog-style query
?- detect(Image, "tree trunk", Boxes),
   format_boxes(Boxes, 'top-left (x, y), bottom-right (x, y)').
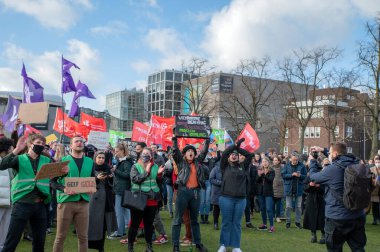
top-left (372, 26), bottom-right (380, 158)
top-left (300, 126), bottom-right (306, 153)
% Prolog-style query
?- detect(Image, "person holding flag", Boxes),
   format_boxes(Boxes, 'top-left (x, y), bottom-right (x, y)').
top-left (0, 134), bottom-right (68, 252)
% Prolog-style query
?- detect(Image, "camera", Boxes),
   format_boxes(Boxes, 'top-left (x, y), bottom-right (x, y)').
top-left (310, 151), bottom-right (319, 159)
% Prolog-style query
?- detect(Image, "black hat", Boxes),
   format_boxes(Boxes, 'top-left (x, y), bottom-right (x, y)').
top-left (182, 145), bottom-right (197, 156)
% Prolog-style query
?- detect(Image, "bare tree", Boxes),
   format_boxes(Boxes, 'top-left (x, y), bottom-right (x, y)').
top-left (181, 58), bottom-right (216, 116)
top-left (356, 16), bottom-right (380, 157)
top-left (220, 56), bottom-right (276, 132)
top-left (279, 47), bottom-right (341, 153)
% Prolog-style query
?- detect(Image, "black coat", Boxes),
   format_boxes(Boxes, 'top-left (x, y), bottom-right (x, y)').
top-left (256, 169), bottom-right (275, 197)
top-left (303, 175), bottom-right (325, 232)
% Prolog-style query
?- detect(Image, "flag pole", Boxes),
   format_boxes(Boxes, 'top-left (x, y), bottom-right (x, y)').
top-left (60, 55), bottom-right (65, 143)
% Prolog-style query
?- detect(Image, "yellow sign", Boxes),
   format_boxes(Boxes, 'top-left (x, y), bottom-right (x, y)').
top-left (45, 134), bottom-right (58, 144)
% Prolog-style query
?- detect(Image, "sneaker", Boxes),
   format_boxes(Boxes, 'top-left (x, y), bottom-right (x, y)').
top-left (170, 212), bottom-right (173, 218)
top-left (108, 231), bottom-right (122, 239)
top-left (180, 238), bottom-right (193, 246)
top-left (258, 224), bottom-right (267, 231)
top-left (276, 217), bottom-right (281, 223)
top-left (286, 223), bottom-right (290, 229)
top-left (195, 243), bottom-right (208, 252)
top-left (246, 223), bottom-right (255, 229)
top-left (46, 228), bottom-right (53, 235)
top-left (217, 245), bottom-right (227, 252)
top-left (268, 226), bottom-right (275, 233)
top-left (295, 223), bottom-right (302, 229)
top-left (232, 249), bottom-right (243, 252)
top-left (120, 238), bottom-right (137, 245)
top-left (153, 234), bottom-right (169, 244)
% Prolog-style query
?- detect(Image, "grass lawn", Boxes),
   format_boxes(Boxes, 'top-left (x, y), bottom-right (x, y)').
top-left (17, 210), bottom-right (379, 252)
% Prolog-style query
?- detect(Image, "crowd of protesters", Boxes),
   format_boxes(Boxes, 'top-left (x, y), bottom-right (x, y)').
top-left (0, 120), bottom-right (379, 252)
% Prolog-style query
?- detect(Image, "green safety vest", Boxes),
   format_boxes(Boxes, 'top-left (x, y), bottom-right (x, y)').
top-left (131, 163), bottom-right (159, 193)
top-left (56, 155), bottom-right (94, 203)
top-left (11, 154), bottom-right (51, 204)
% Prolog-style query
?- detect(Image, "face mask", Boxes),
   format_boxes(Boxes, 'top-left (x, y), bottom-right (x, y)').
top-left (32, 144), bottom-right (45, 155)
top-left (142, 154), bottom-right (151, 163)
top-left (157, 152), bottom-right (163, 156)
top-left (375, 163), bottom-right (380, 168)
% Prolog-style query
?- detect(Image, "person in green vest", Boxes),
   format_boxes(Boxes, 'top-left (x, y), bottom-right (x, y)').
top-left (127, 147), bottom-right (165, 252)
top-left (52, 135), bottom-right (99, 252)
top-left (0, 133), bottom-right (68, 252)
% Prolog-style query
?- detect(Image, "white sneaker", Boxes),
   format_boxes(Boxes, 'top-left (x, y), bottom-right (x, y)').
top-left (218, 245), bottom-right (227, 252)
top-left (232, 248), bottom-right (243, 252)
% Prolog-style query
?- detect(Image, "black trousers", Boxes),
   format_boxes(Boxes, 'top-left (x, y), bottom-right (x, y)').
top-left (2, 202), bottom-right (47, 252)
top-left (128, 206), bottom-right (157, 247)
top-left (324, 215), bottom-right (366, 252)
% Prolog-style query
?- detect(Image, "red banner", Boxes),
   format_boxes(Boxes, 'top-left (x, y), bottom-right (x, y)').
top-left (237, 123), bottom-right (260, 152)
top-left (24, 125), bottom-right (42, 137)
top-left (131, 121), bottom-right (149, 142)
top-left (147, 115), bottom-right (175, 150)
top-left (53, 108), bottom-right (79, 138)
top-left (80, 112), bottom-right (107, 132)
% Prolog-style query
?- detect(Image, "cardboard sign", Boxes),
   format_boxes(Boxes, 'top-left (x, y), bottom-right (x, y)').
top-left (175, 115), bottom-right (211, 139)
top-left (64, 177), bottom-right (97, 193)
top-left (34, 161), bottom-right (70, 180)
top-left (87, 131), bottom-right (110, 150)
top-left (45, 134), bottom-right (58, 144)
top-left (18, 102), bottom-right (49, 124)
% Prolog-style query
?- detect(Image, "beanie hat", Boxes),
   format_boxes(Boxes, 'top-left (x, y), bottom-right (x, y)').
top-left (182, 145), bottom-right (197, 156)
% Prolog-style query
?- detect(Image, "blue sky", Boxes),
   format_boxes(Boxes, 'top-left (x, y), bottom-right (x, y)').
top-left (0, 0), bottom-right (378, 111)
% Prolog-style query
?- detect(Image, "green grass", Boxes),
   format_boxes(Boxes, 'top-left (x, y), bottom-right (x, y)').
top-left (17, 211), bottom-right (379, 252)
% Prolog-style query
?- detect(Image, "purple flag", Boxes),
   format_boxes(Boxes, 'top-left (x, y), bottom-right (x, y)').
top-left (68, 96), bottom-right (80, 117)
top-left (62, 56), bottom-right (80, 94)
top-left (21, 64), bottom-right (44, 103)
top-left (75, 80), bottom-right (96, 99)
top-left (1, 96), bottom-right (21, 133)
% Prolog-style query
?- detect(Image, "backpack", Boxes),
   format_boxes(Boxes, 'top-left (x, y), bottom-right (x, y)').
top-left (333, 162), bottom-right (372, 211)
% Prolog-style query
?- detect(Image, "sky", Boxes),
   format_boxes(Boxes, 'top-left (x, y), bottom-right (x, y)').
top-left (0, 0), bottom-right (379, 111)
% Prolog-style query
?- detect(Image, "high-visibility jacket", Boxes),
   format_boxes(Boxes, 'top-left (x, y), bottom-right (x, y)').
top-left (131, 163), bottom-right (159, 193)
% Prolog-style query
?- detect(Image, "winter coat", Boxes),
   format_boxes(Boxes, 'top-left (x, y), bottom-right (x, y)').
top-left (309, 154), bottom-right (365, 220)
top-left (88, 168), bottom-right (117, 241)
top-left (256, 169), bottom-right (275, 197)
top-left (210, 162), bottom-right (222, 205)
top-left (303, 175), bottom-right (325, 231)
top-left (282, 161), bottom-right (307, 197)
top-left (248, 164), bottom-right (258, 196)
top-left (0, 169), bottom-right (11, 207)
top-left (370, 166), bottom-right (380, 203)
top-left (113, 157), bottom-right (134, 195)
top-left (164, 159), bottom-right (174, 186)
top-left (272, 164), bottom-right (284, 198)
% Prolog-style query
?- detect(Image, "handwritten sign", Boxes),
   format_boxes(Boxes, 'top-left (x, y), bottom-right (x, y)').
top-left (45, 134), bottom-right (58, 144)
top-left (34, 161), bottom-right (69, 180)
top-left (175, 115), bottom-right (211, 139)
top-left (87, 131), bottom-right (110, 150)
top-left (64, 177), bottom-right (97, 193)
top-left (18, 102), bottom-right (49, 124)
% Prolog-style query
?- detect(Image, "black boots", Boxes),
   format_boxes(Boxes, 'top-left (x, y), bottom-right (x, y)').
top-left (204, 215), bottom-right (209, 224)
top-left (200, 215), bottom-right (205, 224)
top-left (214, 222), bottom-right (219, 230)
top-left (173, 245), bottom-right (180, 252)
top-left (311, 231), bottom-right (317, 243)
top-left (146, 243), bottom-right (154, 252)
top-left (319, 233), bottom-right (326, 244)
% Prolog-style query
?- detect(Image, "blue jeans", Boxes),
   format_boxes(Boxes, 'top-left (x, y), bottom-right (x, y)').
top-left (172, 187), bottom-right (201, 246)
top-left (115, 194), bottom-right (130, 236)
top-left (219, 196), bottom-right (246, 248)
top-left (286, 195), bottom-right (302, 224)
top-left (166, 185), bottom-right (173, 214)
top-left (259, 195), bottom-right (274, 227)
top-left (199, 180), bottom-right (211, 215)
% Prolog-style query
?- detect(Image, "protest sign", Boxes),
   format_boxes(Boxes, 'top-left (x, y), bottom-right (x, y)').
top-left (109, 130), bottom-right (126, 147)
top-left (64, 177), bottom-right (97, 193)
top-left (175, 115), bottom-right (211, 139)
top-left (45, 134), bottom-right (58, 144)
top-left (87, 131), bottom-right (110, 150)
top-left (18, 102), bottom-right (49, 124)
top-left (34, 161), bottom-right (69, 180)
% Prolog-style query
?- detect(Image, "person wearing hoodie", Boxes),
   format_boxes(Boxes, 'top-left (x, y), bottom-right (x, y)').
top-left (110, 143), bottom-right (134, 239)
top-left (171, 136), bottom-right (209, 252)
top-left (309, 142), bottom-right (366, 252)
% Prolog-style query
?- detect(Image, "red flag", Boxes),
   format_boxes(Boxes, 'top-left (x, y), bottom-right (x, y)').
top-left (147, 115), bottom-right (175, 150)
top-left (237, 123), bottom-right (260, 152)
top-left (53, 108), bottom-right (80, 138)
top-left (24, 125), bottom-right (42, 137)
top-left (80, 112), bottom-right (106, 132)
top-left (131, 121), bottom-right (149, 142)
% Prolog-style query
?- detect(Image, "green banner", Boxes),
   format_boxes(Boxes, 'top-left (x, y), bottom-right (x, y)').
top-left (109, 130), bottom-right (126, 147)
top-left (211, 128), bottom-right (225, 145)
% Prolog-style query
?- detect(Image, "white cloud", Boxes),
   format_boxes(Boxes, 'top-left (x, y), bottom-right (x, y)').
top-left (0, 39), bottom-right (105, 108)
top-left (131, 59), bottom-right (152, 73)
top-left (146, 0), bottom-right (158, 8)
top-left (144, 28), bottom-right (194, 68)
top-left (202, 0), bottom-right (379, 70)
top-left (352, 0), bottom-right (380, 17)
top-left (0, 0), bottom-right (92, 30)
top-left (90, 20), bottom-right (128, 37)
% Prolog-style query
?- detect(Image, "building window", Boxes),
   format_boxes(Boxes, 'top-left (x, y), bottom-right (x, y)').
top-left (300, 127), bottom-right (321, 138)
top-left (303, 146), bottom-right (308, 155)
top-left (334, 126), bottom-right (339, 137)
top-left (283, 146), bottom-right (288, 154)
top-left (347, 147), bottom-right (353, 154)
top-left (310, 127), bottom-right (315, 138)
top-left (315, 127), bottom-right (320, 138)
top-left (305, 127), bottom-right (310, 138)
top-left (346, 126), bottom-right (353, 138)
top-left (285, 128), bottom-right (289, 138)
